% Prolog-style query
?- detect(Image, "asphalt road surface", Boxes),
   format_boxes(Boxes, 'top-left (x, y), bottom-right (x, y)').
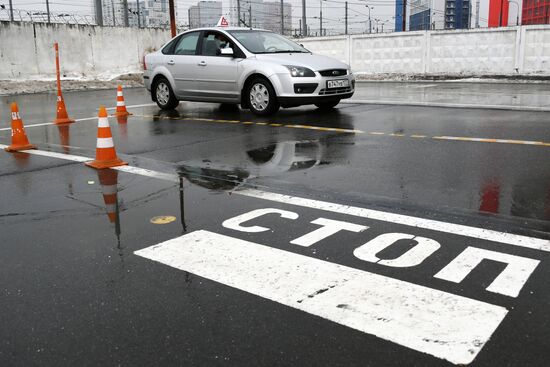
top-left (1, 86), bottom-right (549, 367)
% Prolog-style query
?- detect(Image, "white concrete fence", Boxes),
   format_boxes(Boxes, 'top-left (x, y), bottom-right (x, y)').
top-left (1, 21), bottom-right (549, 80)
top-left (0, 21), bottom-right (171, 80)
top-left (299, 26), bottom-right (550, 77)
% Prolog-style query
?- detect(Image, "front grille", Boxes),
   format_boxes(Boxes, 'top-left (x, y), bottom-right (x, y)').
top-left (319, 87), bottom-right (352, 95)
top-left (319, 69), bottom-right (348, 77)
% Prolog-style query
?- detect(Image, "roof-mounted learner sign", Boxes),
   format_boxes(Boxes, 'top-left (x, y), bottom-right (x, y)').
top-left (217, 16), bottom-right (229, 27)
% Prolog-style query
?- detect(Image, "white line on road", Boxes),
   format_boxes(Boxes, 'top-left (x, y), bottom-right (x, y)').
top-left (342, 99), bottom-right (550, 112)
top-left (135, 229), bottom-right (508, 365)
top-left (235, 189), bottom-right (550, 252)
top-left (2, 145), bottom-right (548, 252)
top-left (0, 103), bottom-right (157, 131)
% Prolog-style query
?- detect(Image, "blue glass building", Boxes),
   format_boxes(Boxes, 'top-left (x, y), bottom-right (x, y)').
top-left (395, 0), bottom-right (404, 31)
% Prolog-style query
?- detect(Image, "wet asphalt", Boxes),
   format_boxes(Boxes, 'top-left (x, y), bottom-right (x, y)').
top-left (1, 86), bottom-right (550, 366)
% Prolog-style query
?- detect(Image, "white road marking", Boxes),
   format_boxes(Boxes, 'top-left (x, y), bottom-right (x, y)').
top-left (0, 103), bottom-right (156, 131)
top-left (222, 208), bottom-right (298, 233)
top-left (2, 145), bottom-right (548, 253)
top-left (434, 246), bottom-right (540, 298)
top-left (235, 189), bottom-right (550, 252)
top-left (354, 233), bottom-right (441, 268)
top-left (135, 230), bottom-right (508, 365)
top-left (342, 99), bottom-right (550, 112)
top-left (290, 217), bottom-right (367, 247)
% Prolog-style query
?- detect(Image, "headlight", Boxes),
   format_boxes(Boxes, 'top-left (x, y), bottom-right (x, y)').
top-left (284, 65), bottom-right (315, 77)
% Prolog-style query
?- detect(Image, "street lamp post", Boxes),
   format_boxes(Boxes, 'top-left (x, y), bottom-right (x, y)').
top-left (365, 5), bottom-right (373, 34)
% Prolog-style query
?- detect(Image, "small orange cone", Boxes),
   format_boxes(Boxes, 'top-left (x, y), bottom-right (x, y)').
top-left (113, 85), bottom-right (132, 117)
top-left (97, 169), bottom-right (119, 223)
top-left (5, 102), bottom-right (37, 152)
top-left (54, 92), bottom-right (75, 124)
top-left (85, 106), bottom-right (127, 169)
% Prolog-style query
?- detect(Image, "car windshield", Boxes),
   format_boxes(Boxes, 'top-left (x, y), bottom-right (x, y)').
top-left (227, 30), bottom-right (309, 54)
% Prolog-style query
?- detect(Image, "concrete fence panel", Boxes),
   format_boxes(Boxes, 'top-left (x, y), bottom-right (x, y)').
top-left (428, 28), bottom-right (517, 75)
top-left (299, 36), bottom-right (349, 64)
top-left (351, 33), bottom-right (426, 74)
top-left (0, 21), bottom-right (171, 80)
top-left (522, 26), bottom-right (550, 74)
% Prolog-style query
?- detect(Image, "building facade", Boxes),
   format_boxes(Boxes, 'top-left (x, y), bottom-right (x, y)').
top-left (188, 1), bottom-right (222, 29)
top-left (262, 2), bottom-right (292, 35)
top-left (395, 0), bottom-right (404, 31)
top-left (102, 0), bottom-right (175, 28)
top-left (522, 0), bottom-right (550, 25)
top-left (445, 0), bottom-right (471, 29)
top-left (410, 0), bottom-right (431, 30)
top-left (488, 0), bottom-right (509, 27)
top-left (229, 0), bottom-right (265, 28)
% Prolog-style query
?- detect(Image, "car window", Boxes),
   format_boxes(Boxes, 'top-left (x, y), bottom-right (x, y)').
top-left (228, 30), bottom-right (308, 54)
top-left (201, 32), bottom-right (232, 56)
top-left (174, 32), bottom-right (200, 55)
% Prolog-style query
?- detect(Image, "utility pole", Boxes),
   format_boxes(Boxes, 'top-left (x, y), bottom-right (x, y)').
top-left (122, 0), bottom-right (129, 26)
top-left (402, 0), bottom-right (407, 31)
top-left (345, 2), bottom-right (348, 35)
top-left (94, 0), bottom-right (103, 26)
top-left (237, 0), bottom-right (241, 26)
top-left (137, 1), bottom-right (141, 28)
top-left (475, 0), bottom-right (480, 28)
top-left (281, 0), bottom-right (284, 35)
top-left (302, 0), bottom-right (307, 37)
top-left (46, 0), bottom-right (51, 23)
top-left (249, 5), bottom-right (252, 29)
top-left (299, 18), bottom-right (302, 36)
top-left (319, 0), bottom-right (322, 37)
top-left (111, 0), bottom-right (116, 26)
top-left (8, 0), bottom-right (13, 21)
top-left (169, 0), bottom-right (176, 37)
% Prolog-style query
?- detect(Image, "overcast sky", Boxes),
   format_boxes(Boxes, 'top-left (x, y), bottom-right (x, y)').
top-left (2, 0), bottom-right (521, 34)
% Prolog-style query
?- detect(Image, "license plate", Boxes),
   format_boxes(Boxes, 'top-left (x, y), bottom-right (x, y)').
top-left (327, 79), bottom-right (349, 89)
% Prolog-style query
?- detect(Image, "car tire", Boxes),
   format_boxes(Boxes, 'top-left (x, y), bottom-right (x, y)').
top-left (246, 77), bottom-right (279, 116)
top-left (314, 100), bottom-right (340, 110)
top-left (154, 77), bottom-right (179, 110)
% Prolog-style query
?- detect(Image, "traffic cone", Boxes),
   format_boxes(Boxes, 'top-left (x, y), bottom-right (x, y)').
top-left (97, 169), bottom-right (119, 223)
top-left (53, 42), bottom-right (74, 125)
top-left (54, 90), bottom-right (75, 125)
top-left (113, 85), bottom-right (132, 117)
top-left (85, 106), bottom-right (128, 169)
top-left (5, 102), bottom-right (37, 152)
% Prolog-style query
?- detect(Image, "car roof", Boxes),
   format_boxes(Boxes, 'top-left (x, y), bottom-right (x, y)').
top-left (183, 27), bottom-right (270, 33)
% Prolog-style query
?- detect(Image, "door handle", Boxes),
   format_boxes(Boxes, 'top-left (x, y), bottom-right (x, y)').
top-left (167, 60), bottom-right (175, 65)
top-left (198, 61), bottom-right (207, 66)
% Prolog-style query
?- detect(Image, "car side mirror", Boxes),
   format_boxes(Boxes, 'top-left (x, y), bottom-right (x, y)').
top-left (220, 47), bottom-right (234, 57)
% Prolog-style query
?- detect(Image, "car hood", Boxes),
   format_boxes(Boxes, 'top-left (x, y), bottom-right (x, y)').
top-left (254, 53), bottom-right (349, 71)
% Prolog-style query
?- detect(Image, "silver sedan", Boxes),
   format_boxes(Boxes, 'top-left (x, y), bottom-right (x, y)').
top-left (144, 27), bottom-right (355, 115)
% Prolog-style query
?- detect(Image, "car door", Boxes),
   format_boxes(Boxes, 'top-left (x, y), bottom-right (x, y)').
top-left (194, 31), bottom-right (241, 102)
top-left (165, 31), bottom-right (201, 98)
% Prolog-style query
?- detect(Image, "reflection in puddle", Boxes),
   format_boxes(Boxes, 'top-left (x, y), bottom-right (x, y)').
top-left (177, 136), bottom-right (353, 191)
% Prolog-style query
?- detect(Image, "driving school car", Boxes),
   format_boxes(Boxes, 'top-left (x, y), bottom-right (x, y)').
top-left (143, 27), bottom-right (355, 115)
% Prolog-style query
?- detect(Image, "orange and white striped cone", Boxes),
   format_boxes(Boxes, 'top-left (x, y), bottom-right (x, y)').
top-left (5, 102), bottom-right (37, 152)
top-left (113, 85), bottom-right (132, 117)
top-left (54, 90), bottom-right (75, 125)
top-left (85, 106), bottom-right (128, 170)
top-left (97, 169), bottom-right (119, 223)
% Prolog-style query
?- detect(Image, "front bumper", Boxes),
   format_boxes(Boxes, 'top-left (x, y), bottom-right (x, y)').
top-left (269, 72), bottom-right (355, 107)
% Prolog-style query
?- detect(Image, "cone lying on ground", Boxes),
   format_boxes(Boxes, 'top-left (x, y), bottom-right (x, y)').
top-left (5, 102), bottom-right (37, 152)
top-left (54, 90), bottom-right (75, 124)
top-left (97, 169), bottom-right (119, 223)
top-left (113, 85), bottom-right (132, 117)
top-left (85, 106), bottom-right (127, 169)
